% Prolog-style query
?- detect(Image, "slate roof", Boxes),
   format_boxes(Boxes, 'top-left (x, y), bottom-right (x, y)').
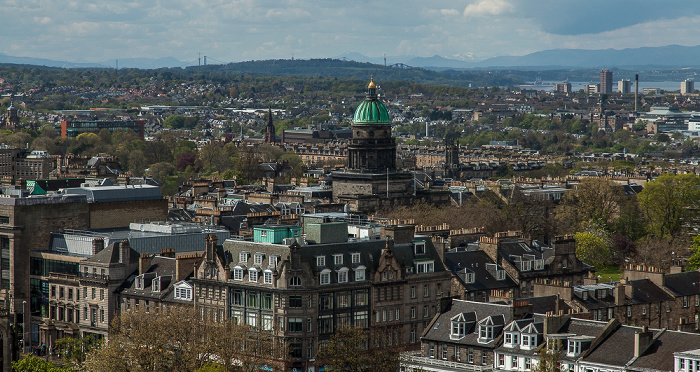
top-left (119, 256), bottom-right (178, 300)
top-left (421, 299), bottom-right (515, 348)
top-left (445, 250), bottom-right (517, 292)
top-left (85, 242), bottom-right (139, 265)
top-left (630, 330), bottom-right (700, 372)
top-left (628, 279), bottom-right (674, 304)
top-left (663, 271), bottom-right (700, 297)
top-left (582, 324), bottom-right (639, 367)
top-left (517, 295), bottom-right (571, 315)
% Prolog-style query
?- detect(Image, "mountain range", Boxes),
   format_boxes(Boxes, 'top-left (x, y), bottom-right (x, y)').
top-left (4, 45), bottom-right (700, 70)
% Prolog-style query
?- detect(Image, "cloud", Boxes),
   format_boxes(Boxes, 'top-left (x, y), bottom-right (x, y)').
top-left (440, 9), bottom-right (460, 16)
top-left (463, 0), bottom-right (514, 17)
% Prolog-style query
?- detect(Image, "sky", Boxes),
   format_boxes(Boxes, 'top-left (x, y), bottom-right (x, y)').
top-left (3, 0), bottom-right (700, 64)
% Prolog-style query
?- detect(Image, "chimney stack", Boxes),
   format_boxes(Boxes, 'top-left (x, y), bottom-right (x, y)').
top-left (92, 238), bottom-right (105, 256)
top-left (614, 283), bottom-right (625, 306)
top-left (634, 326), bottom-right (653, 358)
top-left (119, 241), bottom-right (131, 264)
top-left (205, 234), bottom-right (218, 262)
top-left (139, 253), bottom-right (152, 274)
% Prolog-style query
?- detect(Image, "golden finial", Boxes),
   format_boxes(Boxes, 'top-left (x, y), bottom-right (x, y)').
top-left (368, 75), bottom-right (376, 89)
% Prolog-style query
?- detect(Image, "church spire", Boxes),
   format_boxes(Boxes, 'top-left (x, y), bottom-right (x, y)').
top-left (264, 107), bottom-right (276, 144)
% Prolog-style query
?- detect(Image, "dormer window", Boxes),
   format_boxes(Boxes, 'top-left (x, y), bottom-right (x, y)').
top-left (450, 313), bottom-right (469, 340)
top-left (135, 275), bottom-right (144, 290)
top-left (351, 252), bottom-right (361, 264)
top-left (248, 268), bottom-right (258, 282)
top-left (478, 325), bottom-right (494, 342)
top-left (521, 334), bottom-right (538, 350)
top-left (263, 270), bottom-right (273, 284)
top-left (174, 284), bottom-right (192, 301)
top-left (521, 260), bottom-right (532, 271)
top-left (233, 266), bottom-right (245, 281)
top-left (354, 266), bottom-right (366, 281)
top-left (152, 278), bottom-right (161, 292)
top-left (320, 269), bottom-right (331, 285)
top-left (316, 256), bottom-right (326, 267)
top-left (496, 269), bottom-right (506, 281)
top-left (269, 255), bottom-right (279, 268)
top-left (254, 253), bottom-right (265, 266)
top-left (414, 241), bottom-right (426, 255)
top-left (239, 251), bottom-right (250, 263)
top-left (415, 260), bottom-right (434, 274)
top-left (504, 332), bottom-right (519, 348)
top-left (333, 254), bottom-right (343, 265)
top-left (567, 340), bottom-right (581, 357)
top-left (337, 267), bottom-right (349, 283)
top-left (534, 259), bottom-right (544, 270)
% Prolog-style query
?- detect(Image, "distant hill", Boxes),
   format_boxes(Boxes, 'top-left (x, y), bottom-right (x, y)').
top-left (0, 53), bottom-right (185, 69)
top-left (476, 45), bottom-right (700, 68)
top-left (0, 53), bottom-right (103, 68)
top-left (337, 45), bottom-right (700, 70)
top-left (189, 58), bottom-right (520, 87)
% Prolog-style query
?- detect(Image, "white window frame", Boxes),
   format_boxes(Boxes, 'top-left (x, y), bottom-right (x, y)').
top-left (239, 251), bottom-right (249, 263)
top-left (263, 270), bottom-right (273, 284)
top-left (248, 268), bottom-right (259, 282)
top-left (337, 268), bottom-right (349, 283)
top-left (354, 266), bottom-right (366, 281)
top-left (351, 252), bottom-right (361, 264)
top-left (254, 253), bottom-right (265, 266)
top-left (316, 256), bottom-right (326, 267)
top-left (415, 261), bottom-right (435, 274)
top-left (233, 267), bottom-right (244, 281)
top-left (414, 241), bottom-right (426, 255)
top-left (320, 269), bottom-right (331, 285)
top-left (333, 254), bottom-right (343, 265)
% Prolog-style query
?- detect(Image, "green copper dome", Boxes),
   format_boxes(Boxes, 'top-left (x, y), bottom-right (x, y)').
top-left (353, 77), bottom-right (391, 125)
top-left (353, 99), bottom-right (390, 125)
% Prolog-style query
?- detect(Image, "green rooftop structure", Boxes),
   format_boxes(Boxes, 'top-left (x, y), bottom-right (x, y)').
top-left (253, 225), bottom-right (301, 244)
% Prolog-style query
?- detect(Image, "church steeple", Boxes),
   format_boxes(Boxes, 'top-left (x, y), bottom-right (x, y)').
top-left (264, 107), bottom-right (276, 144)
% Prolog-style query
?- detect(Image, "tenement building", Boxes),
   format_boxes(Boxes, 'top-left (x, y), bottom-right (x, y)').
top-left (192, 220), bottom-right (452, 372)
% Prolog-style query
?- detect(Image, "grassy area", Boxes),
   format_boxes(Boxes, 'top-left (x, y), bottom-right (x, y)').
top-left (595, 266), bottom-right (621, 283)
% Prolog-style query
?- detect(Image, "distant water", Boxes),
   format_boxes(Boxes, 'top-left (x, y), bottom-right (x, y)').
top-left (519, 81), bottom-right (686, 92)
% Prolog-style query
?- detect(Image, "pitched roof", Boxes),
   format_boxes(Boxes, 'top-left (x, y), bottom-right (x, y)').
top-left (630, 330), bottom-right (700, 371)
top-left (663, 271), bottom-right (700, 296)
top-left (422, 299), bottom-right (515, 348)
top-left (445, 250), bottom-right (517, 291)
top-left (85, 242), bottom-right (139, 265)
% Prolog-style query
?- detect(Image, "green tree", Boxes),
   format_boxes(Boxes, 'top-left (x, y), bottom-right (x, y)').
top-left (574, 221), bottom-right (613, 269)
top-left (12, 355), bottom-right (72, 372)
top-left (687, 235), bottom-right (700, 270)
top-left (317, 327), bottom-right (400, 372)
top-left (54, 335), bottom-right (97, 367)
top-left (638, 173), bottom-right (700, 238)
